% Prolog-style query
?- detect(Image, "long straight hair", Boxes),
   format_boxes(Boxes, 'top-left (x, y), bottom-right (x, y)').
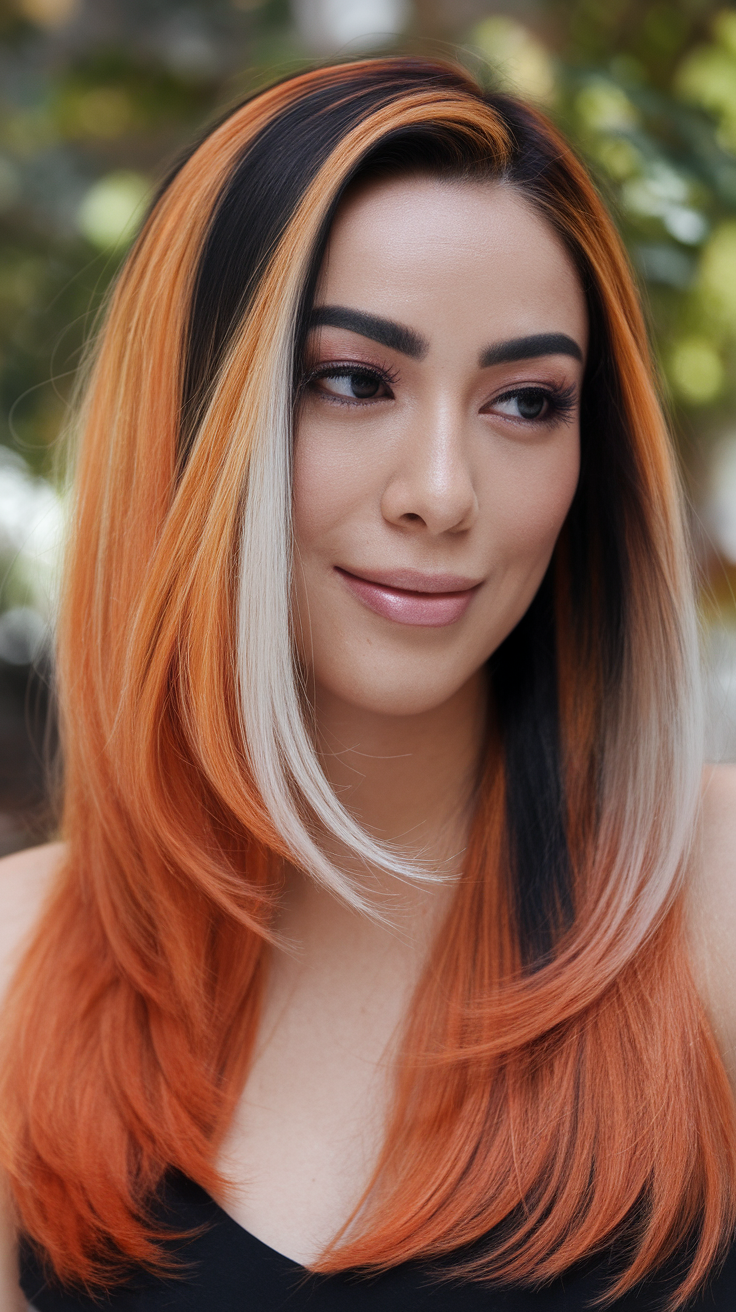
top-left (1, 57), bottom-right (734, 1306)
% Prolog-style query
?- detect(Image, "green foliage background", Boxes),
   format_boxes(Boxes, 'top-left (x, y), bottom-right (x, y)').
top-left (1, 0), bottom-right (735, 609)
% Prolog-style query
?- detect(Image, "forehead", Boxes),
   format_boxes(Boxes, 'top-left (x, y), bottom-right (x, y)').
top-left (317, 175), bottom-right (588, 352)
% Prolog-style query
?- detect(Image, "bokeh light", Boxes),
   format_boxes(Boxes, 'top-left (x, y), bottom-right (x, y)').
top-left (77, 171), bottom-right (149, 249)
top-left (18, 0), bottom-right (80, 28)
top-left (292, 0), bottom-right (411, 53)
top-left (670, 338), bottom-right (724, 404)
top-left (470, 17), bottom-right (556, 104)
top-left (699, 221), bottom-right (736, 331)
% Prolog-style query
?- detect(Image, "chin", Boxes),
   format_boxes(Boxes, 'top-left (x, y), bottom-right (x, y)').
top-left (314, 659), bottom-right (484, 719)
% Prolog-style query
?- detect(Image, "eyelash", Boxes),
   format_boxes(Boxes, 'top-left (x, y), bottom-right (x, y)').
top-left (300, 361), bottom-right (399, 405)
top-left (300, 364), bottom-right (578, 425)
top-left (486, 381), bottom-right (578, 426)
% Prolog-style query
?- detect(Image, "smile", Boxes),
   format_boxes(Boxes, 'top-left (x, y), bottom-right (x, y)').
top-left (335, 567), bottom-right (482, 627)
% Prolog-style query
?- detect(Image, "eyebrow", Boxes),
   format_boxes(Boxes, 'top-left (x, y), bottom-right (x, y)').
top-left (308, 305), bottom-right (429, 360)
top-left (479, 333), bottom-right (584, 368)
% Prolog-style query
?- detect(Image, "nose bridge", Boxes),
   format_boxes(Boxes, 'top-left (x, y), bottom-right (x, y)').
top-left (382, 393), bottom-right (477, 534)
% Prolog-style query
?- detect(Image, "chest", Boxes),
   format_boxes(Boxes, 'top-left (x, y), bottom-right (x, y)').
top-left (214, 937), bottom-right (416, 1264)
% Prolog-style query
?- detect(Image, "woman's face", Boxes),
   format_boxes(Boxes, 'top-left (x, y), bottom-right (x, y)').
top-left (292, 175), bottom-right (587, 718)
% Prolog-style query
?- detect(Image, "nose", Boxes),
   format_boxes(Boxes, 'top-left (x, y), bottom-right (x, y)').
top-left (380, 402), bottom-right (478, 536)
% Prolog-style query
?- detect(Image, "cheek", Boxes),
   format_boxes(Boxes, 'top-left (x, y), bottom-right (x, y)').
top-left (292, 430), bottom-right (367, 548)
top-left (289, 421), bottom-right (581, 715)
top-left (291, 430), bottom-right (369, 665)
top-left (484, 434), bottom-right (580, 565)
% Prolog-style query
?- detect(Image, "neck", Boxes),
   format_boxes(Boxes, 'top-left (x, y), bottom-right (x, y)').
top-left (313, 668), bottom-right (488, 889)
top-left (272, 668), bottom-right (488, 986)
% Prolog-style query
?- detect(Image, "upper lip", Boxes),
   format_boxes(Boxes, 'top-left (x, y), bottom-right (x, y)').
top-left (336, 566), bottom-right (483, 594)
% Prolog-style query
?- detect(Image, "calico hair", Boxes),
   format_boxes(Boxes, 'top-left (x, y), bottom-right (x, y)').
top-left (1, 57), bottom-right (733, 1307)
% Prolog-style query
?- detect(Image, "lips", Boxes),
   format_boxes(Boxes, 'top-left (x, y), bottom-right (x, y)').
top-left (335, 567), bottom-right (481, 627)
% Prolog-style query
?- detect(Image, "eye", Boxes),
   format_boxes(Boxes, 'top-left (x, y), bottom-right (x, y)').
top-left (309, 366), bottom-right (393, 402)
top-left (489, 388), bottom-right (550, 421)
top-left (482, 383), bottom-right (577, 426)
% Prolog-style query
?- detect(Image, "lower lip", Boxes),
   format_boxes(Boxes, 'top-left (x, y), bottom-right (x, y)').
top-left (336, 569), bottom-right (478, 627)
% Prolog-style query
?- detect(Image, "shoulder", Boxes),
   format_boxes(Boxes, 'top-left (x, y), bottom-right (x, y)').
top-left (0, 843), bottom-right (61, 1311)
top-left (0, 841), bottom-right (65, 1008)
top-left (0, 1179), bottom-right (27, 1310)
top-left (694, 763), bottom-right (736, 921)
top-left (687, 765), bottom-right (736, 1086)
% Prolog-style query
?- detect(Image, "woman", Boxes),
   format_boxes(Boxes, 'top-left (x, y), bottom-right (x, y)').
top-left (1, 55), bottom-right (736, 1310)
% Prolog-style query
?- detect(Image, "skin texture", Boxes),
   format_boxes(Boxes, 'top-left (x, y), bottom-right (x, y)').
top-left (0, 178), bottom-right (735, 1302)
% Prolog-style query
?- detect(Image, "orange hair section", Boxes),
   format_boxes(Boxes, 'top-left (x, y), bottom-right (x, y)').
top-left (324, 770), bottom-right (736, 1306)
top-left (0, 59), bottom-right (733, 1309)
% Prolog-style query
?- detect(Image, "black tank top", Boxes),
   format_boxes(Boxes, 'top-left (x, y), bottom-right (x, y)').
top-left (19, 1173), bottom-right (736, 1310)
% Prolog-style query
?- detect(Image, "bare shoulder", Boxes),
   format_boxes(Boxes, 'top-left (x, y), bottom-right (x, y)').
top-left (687, 764), bottom-right (736, 1085)
top-left (0, 843), bottom-right (64, 1311)
top-left (0, 845), bottom-right (60, 1309)
top-left (0, 1181), bottom-right (27, 1311)
top-left (0, 841), bottom-right (66, 1007)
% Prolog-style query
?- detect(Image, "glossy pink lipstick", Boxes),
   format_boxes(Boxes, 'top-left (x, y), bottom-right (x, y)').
top-left (336, 567), bottom-right (481, 627)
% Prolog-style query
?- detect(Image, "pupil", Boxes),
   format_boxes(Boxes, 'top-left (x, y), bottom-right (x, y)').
top-left (350, 373), bottom-right (379, 398)
top-left (517, 390), bottom-right (545, 419)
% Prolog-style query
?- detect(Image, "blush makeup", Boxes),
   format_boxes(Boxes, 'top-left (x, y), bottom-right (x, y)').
top-left (336, 567), bottom-right (481, 627)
